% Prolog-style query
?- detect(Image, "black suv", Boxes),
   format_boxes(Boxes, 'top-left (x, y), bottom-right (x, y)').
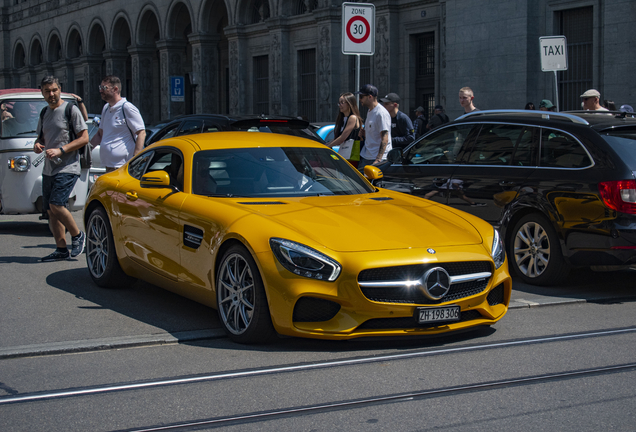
top-left (374, 110), bottom-right (636, 286)
top-left (145, 114), bottom-right (323, 146)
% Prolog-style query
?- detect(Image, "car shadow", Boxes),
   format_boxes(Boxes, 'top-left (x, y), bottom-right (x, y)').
top-left (45, 268), bottom-right (219, 335)
top-left (0, 221), bottom-right (50, 237)
top-left (511, 267), bottom-right (636, 301)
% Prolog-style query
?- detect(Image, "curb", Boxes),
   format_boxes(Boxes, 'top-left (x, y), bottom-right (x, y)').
top-left (0, 328), bottom-right (226, 360)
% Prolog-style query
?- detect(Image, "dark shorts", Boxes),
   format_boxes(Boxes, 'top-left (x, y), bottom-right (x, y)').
top-left (42, 173), bottom-right (79, 211)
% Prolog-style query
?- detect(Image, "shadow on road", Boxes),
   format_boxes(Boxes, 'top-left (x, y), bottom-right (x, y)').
top-left (45, 268), bottom-right (218, 336)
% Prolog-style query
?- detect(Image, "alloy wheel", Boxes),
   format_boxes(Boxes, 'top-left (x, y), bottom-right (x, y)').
top-left (217, 253), bottom-right (256, 335)
top-left (86, 212), bottom-right (109, 279)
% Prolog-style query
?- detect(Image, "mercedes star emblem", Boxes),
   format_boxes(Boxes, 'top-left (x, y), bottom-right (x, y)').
top-left (422, 267), bottom-right (451, 300)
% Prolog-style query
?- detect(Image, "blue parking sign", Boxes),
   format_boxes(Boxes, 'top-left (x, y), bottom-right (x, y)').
top-left (170, 76), bottom-right (185, 102)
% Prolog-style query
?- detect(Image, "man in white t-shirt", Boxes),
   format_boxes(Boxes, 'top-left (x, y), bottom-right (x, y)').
top-left (580, 89), bottom-right (609, 111)
top-left (355, 84), bottom-right (392, 172)
top-left (90, 75), bottom-right (146, 172)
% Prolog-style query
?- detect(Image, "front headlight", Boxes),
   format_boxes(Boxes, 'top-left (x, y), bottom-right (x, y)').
top-left (8, 155), bottom-right (30, 172)
top-left (491, 228), bottom-right (506, 269)
top-left (270, 238), bottom-right (341, 281)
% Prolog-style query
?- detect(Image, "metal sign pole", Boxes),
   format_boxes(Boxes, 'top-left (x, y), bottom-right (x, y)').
top-left (554, 70), bottom-right (559, 112)
top-left (356, 54), bottom-right (360, 105)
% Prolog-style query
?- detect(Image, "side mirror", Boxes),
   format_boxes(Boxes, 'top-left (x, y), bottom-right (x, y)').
top-left (387, 148), bottom-right (403, 164)
top-left (364, 165), bottom-right (383, 180)
top-left (140, 170), bottom-right (172, 188)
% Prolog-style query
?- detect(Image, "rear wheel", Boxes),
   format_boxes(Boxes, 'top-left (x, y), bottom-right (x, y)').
top-left (86, 206), bottom-right (135, 288)
top-left (216, 244), bottom-right (276, 344)
top-left (509, 213), bottom-right (570, 286)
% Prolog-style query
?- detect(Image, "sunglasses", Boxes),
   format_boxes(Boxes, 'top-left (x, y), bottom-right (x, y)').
top-left (98, 85), bottom-right (112, 91)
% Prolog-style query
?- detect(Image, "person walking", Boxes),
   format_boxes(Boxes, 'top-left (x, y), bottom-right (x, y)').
top-left (580, 89), bottom-right (609, 111)
top-left (413, 106), bottom-right (427, 139)
top-left (328, 92), bottom-right (363, 167)
top-left (356, 84), bottom-right (392, 172)
top-left (379, 93), bottom-right (415, 149)
top-left (459, 87), bottom-right (479, 115)
top-left (33, 76), bottom-right (88, 262)
top-left (426, 105), bottom-right (450, 131)
top-left (539, 100), bottom-right (556, 112)
top-left (90, 75), bottom-right (146, 172)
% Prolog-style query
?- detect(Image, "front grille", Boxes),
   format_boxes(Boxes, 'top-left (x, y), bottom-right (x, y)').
top-left (487, 283), bottom-right (505, 306)
top-left (357, 310), bottom-right (483, 330)
top-left (292, 297), bottom-right (341, 322)
top-left (358, 261), bottom-right (492, 305)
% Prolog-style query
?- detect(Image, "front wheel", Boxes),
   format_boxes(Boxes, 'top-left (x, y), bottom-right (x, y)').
top-left (509, 213), bottom-right (570, 286)
top-left (216, 244), bottom-right (276, 344)
top-left (86, 206), bottom-right (135, 288)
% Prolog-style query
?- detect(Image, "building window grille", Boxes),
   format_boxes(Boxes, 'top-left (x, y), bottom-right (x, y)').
top-left (253, 55), bottom-right (269, 115)
top-left (415, 32), bottom-right (435, 120)
top-left (557, 7), bottom-right (593, 111)
top-left (298, 49), bottom-right (316, 121)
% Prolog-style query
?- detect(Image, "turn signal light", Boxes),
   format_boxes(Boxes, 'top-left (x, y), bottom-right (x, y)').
top-left (599, 180), bottom-right (636, 214)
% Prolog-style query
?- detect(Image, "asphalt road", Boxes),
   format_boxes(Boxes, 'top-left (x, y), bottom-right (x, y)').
top-left (1, 211), bottom-right (636, 431)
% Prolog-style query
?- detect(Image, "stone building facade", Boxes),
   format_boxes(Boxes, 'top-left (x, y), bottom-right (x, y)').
top-left (1, 0), bottom-right (634, 125)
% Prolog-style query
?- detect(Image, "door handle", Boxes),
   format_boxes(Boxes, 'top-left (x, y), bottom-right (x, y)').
top-left (126, 191), bottom-right (138, 201)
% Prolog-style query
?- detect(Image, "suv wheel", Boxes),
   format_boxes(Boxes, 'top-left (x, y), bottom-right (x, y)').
top-left (510, 214), bottom-right (569, 286)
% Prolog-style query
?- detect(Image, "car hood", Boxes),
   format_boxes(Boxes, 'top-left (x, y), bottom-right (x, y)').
top-left (238, 193), bottom-right (483, 252)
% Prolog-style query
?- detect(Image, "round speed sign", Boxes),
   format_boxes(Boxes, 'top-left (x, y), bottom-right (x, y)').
top-left (342, 2), bottom-right (375, 55)
top-left (346, 16), bottom-right (370, 44)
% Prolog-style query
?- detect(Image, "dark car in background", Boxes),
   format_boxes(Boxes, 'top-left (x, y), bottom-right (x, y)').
top-left (373, 110), bottom-right (636, 286)
top-left (145, 114), bottom-right (324, 147)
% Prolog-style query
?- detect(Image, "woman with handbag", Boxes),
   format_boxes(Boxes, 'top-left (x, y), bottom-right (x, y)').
top-left (328, 92), bottom-right (363, 167)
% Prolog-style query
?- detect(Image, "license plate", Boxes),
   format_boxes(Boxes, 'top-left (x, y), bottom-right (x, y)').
top-left (416, 305), bottom-right (460, 324)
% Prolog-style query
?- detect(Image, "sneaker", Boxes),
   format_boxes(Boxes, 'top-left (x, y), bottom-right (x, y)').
top-left (71, 231), bottom-right (86, 258)
top-left (41, 249), bottom-right (70, 262)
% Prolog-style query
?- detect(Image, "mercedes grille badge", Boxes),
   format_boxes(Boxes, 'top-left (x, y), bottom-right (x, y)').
top-left (422, 267), bottom-right (451, 300)
top-left (427, 248), bottom-right (436, 254)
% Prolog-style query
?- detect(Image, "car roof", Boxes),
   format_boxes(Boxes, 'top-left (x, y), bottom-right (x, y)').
top-left (0, 88), bottom-right (75, 99)
top-left (454, 109), bottom-right (636, 128)
top-left (161, 131), bottom-right (330, 151)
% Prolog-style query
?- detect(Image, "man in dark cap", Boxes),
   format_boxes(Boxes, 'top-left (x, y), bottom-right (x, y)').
top-left (413, 106), bottom-right (427, 139)
top-left (379, 93), bottom-right (414, 149)
top-left (355, 84), bottom-right (392, 171)
top-left (426, 105), bottom-right (450, 131)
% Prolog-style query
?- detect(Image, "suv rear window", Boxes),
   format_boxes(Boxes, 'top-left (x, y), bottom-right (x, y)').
top-left (603, 134), bottom-right (636, 169)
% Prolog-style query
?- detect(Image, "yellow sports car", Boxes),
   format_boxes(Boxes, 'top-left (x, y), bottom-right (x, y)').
top-left (84, 132), bottom-right (511, 343)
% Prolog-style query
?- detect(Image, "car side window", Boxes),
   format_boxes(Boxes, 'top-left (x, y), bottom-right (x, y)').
top-left (541, 129), bottom-right (592, 168)
top-left (202, 119), bottom-right (224, 133)
top-left (153, 123), bottom-right (180, 142)
top-left (128, 152), bottom-right (154, 180)
top-left (178, 120), bottom-right (203, 136)
top-left (404, 125), bottom-right (473, 164)
top-left (145, 149), bottom-right (184, 191)
top-left (466, 124), bottom-right (532, 166)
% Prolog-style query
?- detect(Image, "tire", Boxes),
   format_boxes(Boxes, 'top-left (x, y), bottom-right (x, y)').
top-left (86, 206), bottom-right (135, 288)
top-left (216, 244), bottom-right (276, 344)
top-left (509, 213), bottom-right (570, 286)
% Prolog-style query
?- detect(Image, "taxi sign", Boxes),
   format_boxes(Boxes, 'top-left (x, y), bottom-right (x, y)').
top-left (342, 3), bottom-right (375, 55)
top-left (540, 36), bottom-right (568, 71)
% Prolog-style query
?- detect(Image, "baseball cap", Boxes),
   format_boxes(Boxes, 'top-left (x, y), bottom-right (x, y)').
top-left (620, 104), bottom-right (634, 113)
top-left (355, 84), bottom-right (378, 98)
top-left (539, 99), bottom-right (554, 109)
top-left (580, 89), bottom-right (601, 98)
top-left (414, 106), bottom-right (425, 113)
top-left (379, 93), bottom-right (400, 104)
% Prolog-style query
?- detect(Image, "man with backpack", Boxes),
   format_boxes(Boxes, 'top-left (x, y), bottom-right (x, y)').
top-left (33, 76), bottom-right (88, 262)
top-left (90, 75), bottom-right (146, 172)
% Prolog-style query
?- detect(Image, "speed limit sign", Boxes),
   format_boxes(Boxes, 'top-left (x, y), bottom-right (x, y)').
top-left (342, 3), bottom-right (375, 55)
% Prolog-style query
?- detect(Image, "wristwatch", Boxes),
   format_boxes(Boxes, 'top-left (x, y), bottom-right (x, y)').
top-left (76, 98), bottom-right (83, 104)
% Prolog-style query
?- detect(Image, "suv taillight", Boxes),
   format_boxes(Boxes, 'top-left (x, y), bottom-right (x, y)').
top-left (599, 180), bottom-right (636, 214)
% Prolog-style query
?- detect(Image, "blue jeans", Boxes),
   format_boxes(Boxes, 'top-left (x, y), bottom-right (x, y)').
top-left (42, 173), bottom-right (79, 211)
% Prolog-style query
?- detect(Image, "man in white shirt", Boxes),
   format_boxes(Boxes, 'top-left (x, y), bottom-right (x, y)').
top-left (91, 75), bottom-right (146, 172)
top-left (580, 89), bottom-right (609, 111)
top-left (355, 84), bottom-right (392, 172)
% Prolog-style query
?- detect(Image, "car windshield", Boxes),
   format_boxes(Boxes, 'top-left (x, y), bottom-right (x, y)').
top-left (231, 124), bottom-right (324, 143)
top-left (1, 99), bottom-right (48, 138)
top-left (192, 147), bottom-right (374, 197)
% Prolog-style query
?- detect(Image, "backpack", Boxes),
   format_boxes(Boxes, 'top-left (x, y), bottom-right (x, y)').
top-left (39, 102), bottom-right (91, 169)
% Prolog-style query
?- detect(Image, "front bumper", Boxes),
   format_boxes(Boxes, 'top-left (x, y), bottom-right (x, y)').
top-left (256, 245), bottom-right (512, 340)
